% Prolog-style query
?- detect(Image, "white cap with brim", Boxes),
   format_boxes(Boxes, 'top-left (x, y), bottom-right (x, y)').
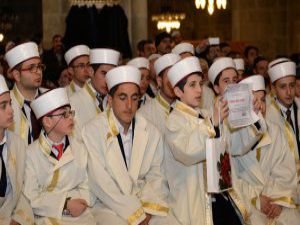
top-left (268, 57), bottom-right (290, 69)
top-left (106, 65), bottom-right (141, 91)
top-left (172, 42), bottom-right (195, 56)
top-left (90, 48), bottom-right (120, 66)
top-left (64, 45), bottom-right (90, 65)
top-left (240, 75), bottom-right (265, 91)
top-left (31, 88), bottom-right (70, 120)
top-left (127, 57), bottom-right (150, 70)
top-left (0, 75), bottom-right (9, 95)
top-left (148, 54), bottom-right (161, 61)
top-left (268, 61), bottom-right (296, 83)
top-left (233, 58), bottom-right (245, 71)
top-left (208, 57), bottom-right (236, 84)
top-left (154, 53), bottom-right (181, 76)
top-left (168, 56), bottom-right (202, 88)
top-left (5, 42), bottom-right (39, 69)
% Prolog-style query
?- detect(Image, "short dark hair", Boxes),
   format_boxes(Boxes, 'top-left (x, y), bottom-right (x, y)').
top-left (244, 45), bottom-right (258, 58)
top-left (137, 40), bottom-right (153, 53)
top-left (175, 73), bottom-right (203, 91)
top-left (155, 32), bottom-right (171, 47)
top-left (108, 83), bottom-right (141, 97)
top-left (220, 42), bottom-right (230, 49)
top-left (253, 56), bottom-right (267, 69)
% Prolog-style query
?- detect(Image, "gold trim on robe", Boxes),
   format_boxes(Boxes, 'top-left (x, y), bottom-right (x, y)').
top-left (84, 82), bottom-right (101, 114)
top-left (156, 93), bottom-right (171, 115)
top-left (127, 207), bottom-right (145, 225)
top-left (141, 201), bottom-right (169, 213)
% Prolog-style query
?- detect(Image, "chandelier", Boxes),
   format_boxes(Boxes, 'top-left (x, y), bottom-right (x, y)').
top-left (195, 0), bottom-right (227, 15)
top-left (69, 0), bottom-right (121, 8)
top-left (152, 12), bottom-right (186, 33)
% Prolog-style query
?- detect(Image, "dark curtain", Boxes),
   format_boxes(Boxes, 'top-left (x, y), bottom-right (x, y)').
top-left (63, 5), bottom-right (132, 58)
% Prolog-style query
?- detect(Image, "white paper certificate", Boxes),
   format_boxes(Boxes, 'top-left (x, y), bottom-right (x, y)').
top-left (224, 83), bottom-right (258, 128)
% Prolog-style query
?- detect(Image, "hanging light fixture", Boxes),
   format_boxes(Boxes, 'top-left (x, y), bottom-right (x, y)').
top-left (195, 0), bottom-right (227, 15)
top-left (70, 0), bottom-right (121, 8)
top-left (152, 12), bottom-right (185, 33)
top-left (151, 1), bottom-right (186, 33)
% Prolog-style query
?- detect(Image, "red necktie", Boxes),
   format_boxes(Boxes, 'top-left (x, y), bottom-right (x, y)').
top-left (52, 143), bottom-right (64, 160)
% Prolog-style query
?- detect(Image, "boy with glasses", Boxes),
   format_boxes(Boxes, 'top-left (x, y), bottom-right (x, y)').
top-left (23, 88), bottom-right (95, 225)
top-left (5, 42), bottom-right (46, 145)
top-left (64, 45), bottom-right (91, 97)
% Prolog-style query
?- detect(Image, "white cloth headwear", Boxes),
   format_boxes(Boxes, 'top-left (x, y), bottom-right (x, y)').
top-left (154, 53), bottom-right (181, 76)
top-left (268, 61), bottom-right (296, 83)
top-left (5, 42), bottom-right (39, 68)
top-left (233, 58), bottom-right (245, 71)
top-left (268, 57), bottom-right (290, 69)
top-left (64, 45), bottom-right (90, 65)
top-left (106, 65), bottom-right (141, 91)
top-left (127, 57), bottom-right (150, 70)
top-left (31, 88), bottom-right (70, 119)
top-left (240, 75), bottom-right (265, 91)
top-left (168, 56), bottom-right (202, 87)
top-left (90, 48), bottom-right (120, 66)
top-left (0, 75), bottom-right (9, 95)
top-left (148, 54), bottom-right (161, 61)
top-left (172, 42), bottom-right (195, 56)
top-left (208, 57), bottom-right (236, 84)
top-left (208, 37), bottom-right (220, 45)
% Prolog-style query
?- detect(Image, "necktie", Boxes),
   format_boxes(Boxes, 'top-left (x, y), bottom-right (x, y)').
top-left (96, 94), bottom-right (104, 111)
top-left (52, 143), bottom-right (64, 160)
top-left (0, 144), bottom-right (7, 197)
top-left (24, 101), bottom-right (41, 143)
top-left (286, 109), bottom-right (294, 131)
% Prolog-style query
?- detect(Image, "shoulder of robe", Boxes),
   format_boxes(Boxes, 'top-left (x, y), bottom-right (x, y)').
top-left (7, 130), bottom-right (26, 156)
top-left (82, 111), bottom-right (108, 135)
top-left (166, 109), bottom-right (189, 130)
top-left (136, 112), bottom-right (162, 137)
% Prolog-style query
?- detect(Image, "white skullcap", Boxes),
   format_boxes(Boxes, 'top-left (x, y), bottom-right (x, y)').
top-left (64, 45), bottom-right (90, 65)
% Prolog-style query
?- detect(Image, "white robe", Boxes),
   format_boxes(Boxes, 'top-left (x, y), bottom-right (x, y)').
top-left (81, 108), bottom-right (179, 225)
top-left (0, 131), bottom-right (34, 225)
top-left (70, 82), bottom-right (105, 139)
top-left (266, 97), bottom-right (300, 205)
top-left (232, 121), bottom-right (300, 225)
top-left (9, 85), bottom-right (46, 146)
top-left (23, 133), bottom-right (95, 225)
top-left (165, 100), bottom-right (267, 225)
top-left (139, 93), bottom-right (172, 134)
top-left (65, 80), bottom-right (82, 97)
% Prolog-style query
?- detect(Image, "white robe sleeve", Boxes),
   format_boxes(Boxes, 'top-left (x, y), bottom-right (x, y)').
top-left (166, 115), bottom-right (210, 166)
top-left (139, 135), bottom-right (169, 217)
top-left (23, 153), bottom-right (67, 219)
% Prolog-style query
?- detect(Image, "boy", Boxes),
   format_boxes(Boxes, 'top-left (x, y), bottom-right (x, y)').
top-left (23, 88), bottom-right (95, 225)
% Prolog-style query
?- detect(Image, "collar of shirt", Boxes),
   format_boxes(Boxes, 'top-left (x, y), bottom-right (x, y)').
top-left (46, 134), bottom-right (66, 157)
top-left (276, 98), bottom-right (294, 116)
top-left (0, 130), bottom-right (7, 146)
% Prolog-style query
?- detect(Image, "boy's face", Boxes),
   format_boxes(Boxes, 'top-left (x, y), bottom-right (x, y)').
top-left (214, 68), bottom-right (238, 96)
top-left (13, 57), bottom-right (43, 90)
top-left (108, 83), bottom-right (139, 128)
top-left (69, 55), bottom-right (91, 85)
top-left (43, 106), bottom-right (74, 136)
top-left (273, 76), bottom-right (296, 108)
top-left (92, 64), bottom-right (115, 95)
top-left (0, 92), bottom-right (14, 129)
top-left (175, 74), bottom-right (203, 109)
top-left (139, 68), bottom-right (151, 96)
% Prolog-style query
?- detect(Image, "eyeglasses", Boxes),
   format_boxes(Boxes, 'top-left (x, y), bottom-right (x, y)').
top-left (47, 110), bottom-right (75, 118)
top-left (72, 63), bottom-right (91, 70)
top-left (20, 63), bottom-right (46, 73)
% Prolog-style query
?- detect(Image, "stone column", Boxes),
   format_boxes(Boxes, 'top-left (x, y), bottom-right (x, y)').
top-left (42, 0), bottom-right (70, 49)
top-left (122, 0), bottom-right (148, 57)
